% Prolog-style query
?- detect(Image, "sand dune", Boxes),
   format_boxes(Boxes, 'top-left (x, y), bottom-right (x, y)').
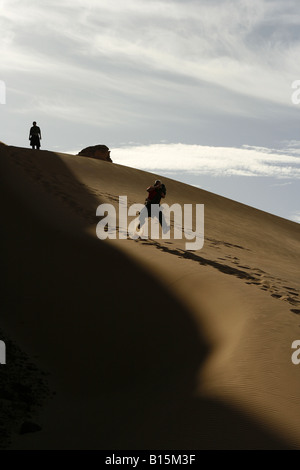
top-left (0, 142), bottom-right (300, 449)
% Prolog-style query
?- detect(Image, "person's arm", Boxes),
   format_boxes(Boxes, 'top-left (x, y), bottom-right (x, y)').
top-left (160, 192), bottom-right (165, 198)
top-left (147, 185), bottom-right (155, 192)
top-left (38, 127), bottom-right (42, 139)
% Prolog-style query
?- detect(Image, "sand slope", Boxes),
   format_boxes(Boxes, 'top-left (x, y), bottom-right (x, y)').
top-left (0, 142), bottom-right (300, 449)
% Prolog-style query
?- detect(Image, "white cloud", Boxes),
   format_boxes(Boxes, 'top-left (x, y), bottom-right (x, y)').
top-left (112, 143), bottom-right (300, 179)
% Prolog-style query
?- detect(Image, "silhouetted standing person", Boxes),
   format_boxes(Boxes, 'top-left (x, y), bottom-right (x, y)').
top-left (29, 121), bottom-right (41, 149)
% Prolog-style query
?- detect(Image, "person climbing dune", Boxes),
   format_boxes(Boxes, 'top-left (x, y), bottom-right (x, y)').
top-left (138, 179), bottom-right (167, 230)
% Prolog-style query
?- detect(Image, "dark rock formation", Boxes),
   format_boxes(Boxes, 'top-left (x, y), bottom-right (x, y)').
top-left (77, 145), bottom-right (112, 162)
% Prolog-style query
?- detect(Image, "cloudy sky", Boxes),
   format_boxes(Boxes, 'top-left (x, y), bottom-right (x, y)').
top-left (1, 0), bottom-right (300, 222)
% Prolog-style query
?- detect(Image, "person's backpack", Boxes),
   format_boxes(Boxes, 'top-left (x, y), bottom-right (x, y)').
top-left (150, 184), bottom-right (166, 204)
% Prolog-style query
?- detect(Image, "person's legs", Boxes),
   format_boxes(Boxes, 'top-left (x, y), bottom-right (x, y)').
top-left (153, 205), bottom-right (170, 235)
top-left (159, 207), bottom-right (163, 226)
top-left (150, 204), bottom-right (163, 226)
top-left (31, 136), bottom-right (40, 149)
top-left (137, 204), bottom-right (150, 230)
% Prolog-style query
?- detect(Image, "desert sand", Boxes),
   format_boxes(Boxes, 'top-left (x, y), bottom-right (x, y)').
top-left (0, 141), bottom-right (300, 450)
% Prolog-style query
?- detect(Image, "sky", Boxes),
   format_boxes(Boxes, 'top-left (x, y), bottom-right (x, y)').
top-left (1, 0), bottom-right (300, 222)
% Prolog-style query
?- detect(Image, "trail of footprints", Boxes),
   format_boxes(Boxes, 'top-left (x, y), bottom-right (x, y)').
top-left (130, 229), bottom-right (300, 316)
top-left (218, 254), bottom-right (300, 315)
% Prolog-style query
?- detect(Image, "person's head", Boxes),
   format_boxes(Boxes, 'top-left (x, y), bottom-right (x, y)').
top-left (154, 179), bottom-right (161, 187)
top-left (33, 121), bottom-right (37, 126)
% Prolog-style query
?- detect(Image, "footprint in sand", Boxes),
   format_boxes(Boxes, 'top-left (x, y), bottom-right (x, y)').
top-left (291, 309), bottom-right (300, 315)
top-left (261, 281), bottom-right (271, 288)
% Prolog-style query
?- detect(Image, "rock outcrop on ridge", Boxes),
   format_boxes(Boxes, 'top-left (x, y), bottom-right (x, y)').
top-left (77, 145), bottom-right (112, 162)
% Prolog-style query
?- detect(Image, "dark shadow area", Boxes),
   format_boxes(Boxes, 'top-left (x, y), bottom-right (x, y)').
top-left (0, 144), bottom-right (295, 449)
top-left (0, 327), bottom-right (50, 449)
